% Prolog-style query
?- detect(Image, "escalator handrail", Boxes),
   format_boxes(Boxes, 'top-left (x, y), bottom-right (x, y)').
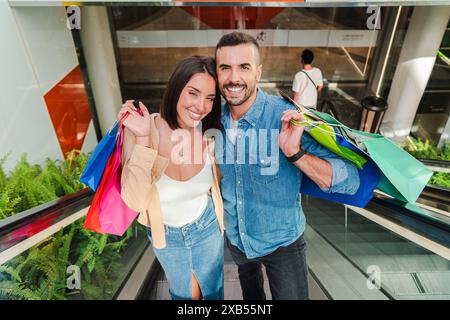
top-left (368, 192), bottom-right (450, 249)
top-left (418, 158), bottom-right (450, 168)
top-left (421, 184), bottom-right (450, 205)
top-left (372, 193), bottom-right (450, 230)
top-left (0, 188), bottom-right (93, 234)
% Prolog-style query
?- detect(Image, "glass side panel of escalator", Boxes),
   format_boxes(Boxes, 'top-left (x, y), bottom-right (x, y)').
top-left (302, 195), bottom-right (450, 300)
top-left (0, 219), bottom-right (148, 300)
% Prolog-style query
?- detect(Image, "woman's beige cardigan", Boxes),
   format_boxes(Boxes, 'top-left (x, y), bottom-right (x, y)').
top-left (120, 113), bottom-right (224, 249)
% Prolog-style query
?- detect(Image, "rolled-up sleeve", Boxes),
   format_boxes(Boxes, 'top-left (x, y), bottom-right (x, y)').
top-left (301, 132), bottom-right (360, 195)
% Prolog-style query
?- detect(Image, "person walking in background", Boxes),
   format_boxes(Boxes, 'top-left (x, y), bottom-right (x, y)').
top-left (292, 49), bottom-right (324, 109)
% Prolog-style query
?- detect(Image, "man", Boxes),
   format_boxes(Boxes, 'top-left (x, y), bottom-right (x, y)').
top-left (292, 49), bottom-right (323, 109)
top-left (214, 32), bottom-right (360, 300)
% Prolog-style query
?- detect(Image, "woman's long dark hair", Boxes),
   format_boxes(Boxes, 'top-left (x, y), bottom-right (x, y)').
top-left (160, 55), bottom-right (221, 133)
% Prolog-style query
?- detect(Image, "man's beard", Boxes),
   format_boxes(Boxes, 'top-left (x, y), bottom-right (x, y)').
top-left (222, 82), bottom-right (256, 107)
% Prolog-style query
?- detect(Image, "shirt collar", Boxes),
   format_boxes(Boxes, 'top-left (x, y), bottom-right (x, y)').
top-left (221, 89), bottom-right (266, 128)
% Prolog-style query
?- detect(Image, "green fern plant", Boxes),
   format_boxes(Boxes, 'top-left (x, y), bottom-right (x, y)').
top-left (405, 138), bottom-right (450, 161)
top-left (1, 219), bottom-right (142, 300)
top-left (0, 149), bottom-right (145, 300)
top-left (0, 150), bottom-right (88, 219)
top-left (405, 138), bottom-right (450, 189)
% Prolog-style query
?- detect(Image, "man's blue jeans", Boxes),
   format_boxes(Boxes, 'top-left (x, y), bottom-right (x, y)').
top-left (226, 235), bottom-right (309, 300)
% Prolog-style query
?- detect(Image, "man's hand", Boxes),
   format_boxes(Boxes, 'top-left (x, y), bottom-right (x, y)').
top-left (279, 109), bottom-right (306, 157)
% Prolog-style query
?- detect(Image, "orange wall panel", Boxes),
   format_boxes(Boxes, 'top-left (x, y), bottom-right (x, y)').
top-left (44, 65), bottom-right (92, 158)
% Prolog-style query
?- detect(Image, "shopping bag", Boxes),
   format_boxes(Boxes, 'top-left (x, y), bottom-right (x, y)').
top-left (97, 124), bottom-right (139, 236)
top-left (83, 148), bottom-right (116, 233)
top-left (307, 109), bottom-right (432, 204)
top-left (364, 137), bottom-right (433, 204)
top-left (80, 122), bottom-right (119, 191)
top-left (305, 121), bottom-right (367, 169)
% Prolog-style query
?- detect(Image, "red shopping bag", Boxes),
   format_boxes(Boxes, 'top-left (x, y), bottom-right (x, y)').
top-left (83, 113), bottom-right (140, 236)
top-left (97, 125), bottom-right (139, 236)
top-left (83, 147), bottom-right (116, 233)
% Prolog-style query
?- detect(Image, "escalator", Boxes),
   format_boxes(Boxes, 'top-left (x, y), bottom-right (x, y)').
top-left (0, 175), bottom-right (448, 300)
top-left (303, 192), bottom-right (450, 300)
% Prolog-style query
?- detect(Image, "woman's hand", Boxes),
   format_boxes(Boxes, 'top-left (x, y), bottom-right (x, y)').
top-left (119, 100), bottom-right (151, 137)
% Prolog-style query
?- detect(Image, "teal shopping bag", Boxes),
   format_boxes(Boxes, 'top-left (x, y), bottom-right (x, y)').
top-left (363, 137), bottom-right (433, 204)
top-left (283, 95), bottom-right (433, 204)
top-left (309, 109), bottom-right (433, 203)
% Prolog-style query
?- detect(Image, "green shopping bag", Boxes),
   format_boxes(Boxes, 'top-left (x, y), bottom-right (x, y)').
top-left (304, 120), bottom-right (367, 169)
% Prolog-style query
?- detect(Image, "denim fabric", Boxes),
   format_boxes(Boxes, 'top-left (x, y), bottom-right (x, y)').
top-left (216, 89), bottom-right (360, 259)
top-left (226, 234), bottom-right (309, 300)
top-left (146, 196), bottom-right (224, 300)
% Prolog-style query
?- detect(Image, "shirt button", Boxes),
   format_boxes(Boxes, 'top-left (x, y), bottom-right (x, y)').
top-left (239, 201), bottom-right (242, 205)
top-left (237, 181), bottom-right (241, 184)
top-left (261, 159), bottom-right (265, 163)
top-left (241, 232), bottom-right (245, 236)
top-left (240, 219), bottom-right (243, 222)
top-left (236, 160), bottom-right (239, 164)
top-left (238, 135), bottom-right (241, 139)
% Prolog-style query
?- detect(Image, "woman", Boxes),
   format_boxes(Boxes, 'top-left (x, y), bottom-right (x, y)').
top-left (118, 56), bottom-right (224, 300)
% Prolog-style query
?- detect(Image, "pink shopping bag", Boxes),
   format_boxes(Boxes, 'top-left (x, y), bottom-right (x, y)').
top-left (98, 122), bottom-right (139, 236)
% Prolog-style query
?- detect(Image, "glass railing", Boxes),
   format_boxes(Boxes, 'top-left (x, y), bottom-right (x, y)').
top-left (303, 194), bottom-right (450, 300)
top-left (0, 193), bottom-right (149, 300)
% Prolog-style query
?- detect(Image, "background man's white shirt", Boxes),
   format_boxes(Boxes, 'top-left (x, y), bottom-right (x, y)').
top-left (292, 67), bottom-right (323, 108)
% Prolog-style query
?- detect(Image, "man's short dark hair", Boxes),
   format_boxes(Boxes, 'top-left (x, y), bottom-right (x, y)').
top-left (301, 49), bottom-right (314, 64)
top-left (215, 32), bottom-right (260, 63)
top-left (160, 55), bottom-right (221, 132)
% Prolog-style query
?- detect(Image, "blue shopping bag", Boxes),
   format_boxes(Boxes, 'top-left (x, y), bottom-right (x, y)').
top-left (80, 121), bottom-right (119, 191)
top-left (300, 157), bottom-right (381, 208)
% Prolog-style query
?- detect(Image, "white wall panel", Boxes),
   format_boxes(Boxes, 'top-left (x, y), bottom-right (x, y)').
top-left (328, 30), bottom-right (379, 47)
top-left (273, 29), bottom-right (289, 47)
top-left (206, 30), bottom-right (223, 47)
top-left (0, 1), bottom-right (62, 173)
top-left (117, 30), bottom-right (167, 48)
top-left (116, 29), bottom-right (378, 48)
top-left (167, 30), bottom-right (208, 48)
top-left (13, 7), bottom-right (78, 94)
top-left (81, 121), bottom-right (97, 154)
top-left (288, 30), bottom-right (329, 47)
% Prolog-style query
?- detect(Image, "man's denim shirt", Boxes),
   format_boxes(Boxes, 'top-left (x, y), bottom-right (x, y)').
top-left (216, 89), bottom-right (360, 259)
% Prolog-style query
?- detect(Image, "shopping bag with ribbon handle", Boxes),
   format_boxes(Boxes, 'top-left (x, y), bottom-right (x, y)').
top-left (279, 90), bottom-right (432, 204)
top-left (83, 146), bottom-right (115, 233)
top-left (80, 122), bottom-right (119, 191)
top-left (83, 104), bottom-right (142, 235)
top-left (97, 122), bottom-right (139, 236)
top-left (335, 127), bottom-right (433, 204)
